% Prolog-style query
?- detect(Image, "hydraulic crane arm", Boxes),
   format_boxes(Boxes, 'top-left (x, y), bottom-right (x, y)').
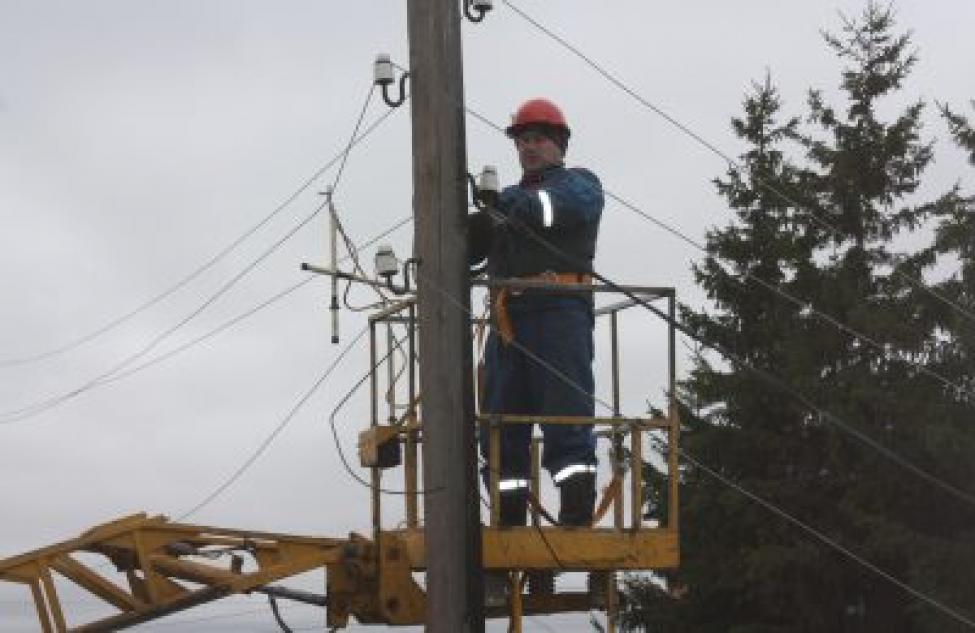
top-left (0, 513), bottom-right (352, 632)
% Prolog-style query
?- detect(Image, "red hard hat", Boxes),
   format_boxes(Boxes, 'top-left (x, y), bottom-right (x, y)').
top-left (505, 98), bottom-right (571, 138)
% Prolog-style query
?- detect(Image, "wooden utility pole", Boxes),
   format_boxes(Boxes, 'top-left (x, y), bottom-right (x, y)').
top-left (407, 1), bottom-right (484, 632)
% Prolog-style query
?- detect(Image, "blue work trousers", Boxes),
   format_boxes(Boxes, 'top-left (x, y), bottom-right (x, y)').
top-left (479, 299), bottom-right (597, 488)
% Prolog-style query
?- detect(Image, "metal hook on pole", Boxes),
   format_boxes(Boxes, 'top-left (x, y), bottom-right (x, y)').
top-left (463, 0), bottom-right (493, 23)
top-left (374, 54), bottom-right (410, 108)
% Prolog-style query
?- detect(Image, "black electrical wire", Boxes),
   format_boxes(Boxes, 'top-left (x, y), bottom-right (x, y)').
top-left (603, 189), bottom-right (975, 401)
top-left (324, 83), bottom-right (398, 313)
top-left (322, 80), bottom-right (400, 313)
top-left (94, 278), bottom-right (314, 388)
top-left (0, 202), bottom-right (327, 424)
top-left (326, 331), bottom-right (443, 496)
top-left (465, 103), bottom-right (975, 401)
top-left (462, 104), bottom-right (975, 495)
top-left (499, 0), bottom-right (975, 327)
top-left (268, 594), bottom-right (293, 633)
top-left (127, 605), bottom-right (271, 629)
top-left (332, 206), bottom-right (395, 312)
top-left (114, 214), bottom-right (410, 386)
top-left (389, 53), bottom-right (975, 626)
top-left (176, 324), bottom-right (369, 520)
top-left (330, 85), bottom-right (377, 197)
top-left (0, 108), bottom-right (409, 426)
top-left (473, 98), bottom-right (975, 400)
top-left (0, 101), bottom-right (400, 370)
top-left (470, 99), bottom-right (975, 620)
top-left (0, 216), bottom-right (411, 428)
top-left (474, 454), bottom-right (567, 570)
top-left (482, 204), bottom-right (975, 510)
top-left (412, 266), bottom-right (975, 630)
top-left (680, 448), bottom-right (975, 628)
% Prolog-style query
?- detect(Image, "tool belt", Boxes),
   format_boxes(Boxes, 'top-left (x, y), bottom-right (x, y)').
top-left (492, 272), bottom-right (593, 345)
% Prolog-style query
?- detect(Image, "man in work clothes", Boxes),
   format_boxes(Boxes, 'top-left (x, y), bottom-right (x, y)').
top-left (469, 98), bottom-right (603, 528)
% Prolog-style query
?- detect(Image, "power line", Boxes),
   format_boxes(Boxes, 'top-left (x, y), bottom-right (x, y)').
top-left (680, 449), bottom-right (975, 628)
top-left (481, 201), bottom-right (975, 509)
top-left (330, 84), bottom-right (377, 196)
top-left (0, 107), bottom-right (403, 426)
top-left (130, 605), bottom-right (271, 629)
top-left (461, 109), bottom-right (975, 566)
top-left (603, 189), bottom-right (975, 400)
top-left (466, 95), bottom-right (972, 402)
top-left (414, 265), bottom-right (975, 629)
top-left (0, 202), bottom-right (326, 424)
top-left (173, 217), bottom-right (412, 519)
top-left (448, 99), bottom-right (975, 584)
top-left (498, 0), bottom-right (975, 328)
top-left (0, 215), bottom-right (411, 427)
top-left (325, 330), bottom-right (443, 496)
top-left (0, 94), bottom-right (399, 370)
top-left (469, 101), bottom-right (973, 400)
top-left (465, 103), bottom-right (975, 409)
top-left (107, 216), bottom-right (412, 389)
top-left (176, 324), bottom-right (368, 521)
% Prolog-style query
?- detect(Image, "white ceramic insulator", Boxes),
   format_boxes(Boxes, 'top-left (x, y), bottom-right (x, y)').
top-left (479, 165), bottom-right (499, 194)
top-left (373, 54), bottom-right (394, 85)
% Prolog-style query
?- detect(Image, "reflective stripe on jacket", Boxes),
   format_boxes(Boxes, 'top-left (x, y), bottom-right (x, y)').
top-left (469, 164), bottom-right (603, 279)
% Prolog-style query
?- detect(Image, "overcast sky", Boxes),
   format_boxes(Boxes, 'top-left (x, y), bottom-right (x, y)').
top-left (1, 1), bottom-right (973, 631)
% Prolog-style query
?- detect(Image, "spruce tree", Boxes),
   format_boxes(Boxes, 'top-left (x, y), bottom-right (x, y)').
top-left (797, 8), bottom-right (975, 630)
top-left (622, 5), bottom-right (975, 632)
top-left (624, 74), bottom-right (836, 633)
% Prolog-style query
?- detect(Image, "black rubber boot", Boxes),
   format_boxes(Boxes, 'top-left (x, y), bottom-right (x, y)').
top-left (499, 491), bottom-right (528, 527)
top-left (558, 472), bottom-right (596, 527)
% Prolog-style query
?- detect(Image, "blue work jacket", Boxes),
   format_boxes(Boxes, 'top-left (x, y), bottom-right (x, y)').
top-left (469, 163), bottom-right (604, 280)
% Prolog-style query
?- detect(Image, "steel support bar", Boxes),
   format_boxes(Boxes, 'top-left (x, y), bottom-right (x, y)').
top-left (300, 263), bottom-right (411, 296)
top-left (475, 279), bottom-right (673, 297)
top-left (49, 555), bottom-right (142, 612)
top-left (475, 414), bottom-right (671, 428)
top-left (395, 527), bottom-right (679, 571)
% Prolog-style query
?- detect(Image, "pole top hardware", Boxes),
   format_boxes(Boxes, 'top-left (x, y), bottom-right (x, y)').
top-left (464, 0), bottom-right (493, 23)
top-left (373, 54), bottom-right (409, 108)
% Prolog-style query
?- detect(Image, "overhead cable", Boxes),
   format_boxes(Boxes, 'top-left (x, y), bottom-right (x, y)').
top-left (110, 216), bottom-right (412, 387)
top-left (413, 264), bottom-right (975, 629)
top-left (176, 324), bottom-right (369, 521)
top-left (604, 189), bottom-right (975, 401)
top-left (325, 330), bottom-right (440, 495)
top-left (0, 86), bottom-right (390, 424)
top-left (0, 203), bottom-right (326, 424)
top-left (479, 203), bottom-right (975, 510)
top-left (0, 92), bottom-right (398, 369)
top-left (466, 105), bottom-right (975, 405)
top-left (681, 449), bottom-right (975, 628)
top-left (499, 0), bottom-right (975, 326)
top-left (173, 212), bottom-right (411, 518)
top-left (0, 215), bottom-right (411, 426)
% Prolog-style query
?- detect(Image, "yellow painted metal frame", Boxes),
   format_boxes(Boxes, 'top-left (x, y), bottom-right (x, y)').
top-left (0, 514), bottom-right (350, 632)
top-left (360, 408), bottom-right (681, 632)
top-left (1, 289), bottom-right (682, 631)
